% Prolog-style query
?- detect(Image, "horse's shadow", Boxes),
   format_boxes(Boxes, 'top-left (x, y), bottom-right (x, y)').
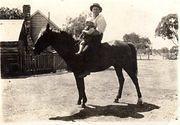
top-left (49, 102), bottom-right (160, 121)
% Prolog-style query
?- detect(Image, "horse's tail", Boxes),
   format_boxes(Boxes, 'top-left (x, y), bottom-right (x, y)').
top-left (128, 43), bottom-right (138, 75)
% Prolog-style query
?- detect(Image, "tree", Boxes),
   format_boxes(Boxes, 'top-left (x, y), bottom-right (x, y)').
top-left (152, 49), bottom-right (161, 55)
top-left (155, 14), bottom-right (178, 45)
top-left (138, 37), bottom-right (151, 50)
top-left (160, 47), bottom-right (169, 59)
top-left (123, 33), bottom-right (140, 45)
top-left (161, 47), bottom-right (169, 53)
top-left (62, 12), bottom-right (88, 38)
top-left (0, 7), bottom-right (23, 19)
top-left (123, 33), bottom-right (151, 59)
top-left (169, 46), bottom-right (178, 60)
top-left (170, 46), bottom-right (178, 54)
top-left (139, 37), bottom-right (152, 59)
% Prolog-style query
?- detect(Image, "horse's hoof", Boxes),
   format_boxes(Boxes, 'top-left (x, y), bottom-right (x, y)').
top-left (77, 101), bottom-right (81, 105)
top-left (82, 104), bottom-right (87, 108)
top-left (114, 99), bottom-right (119, 103)
top-left (137, 98), bottom-right (143, 105)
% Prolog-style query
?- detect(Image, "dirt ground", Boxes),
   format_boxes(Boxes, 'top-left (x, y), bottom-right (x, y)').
top-left (0, 59), bottom-right (178, 124)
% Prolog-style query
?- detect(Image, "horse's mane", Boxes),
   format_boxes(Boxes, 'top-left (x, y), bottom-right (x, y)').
top-left (51, 30), bottom-right (78, 45)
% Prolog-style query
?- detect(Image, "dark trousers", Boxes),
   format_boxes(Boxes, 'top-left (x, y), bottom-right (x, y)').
top-left (88, 33), bottom-right (103, 54)
top-left (84, 34), bottom-right (103, 68)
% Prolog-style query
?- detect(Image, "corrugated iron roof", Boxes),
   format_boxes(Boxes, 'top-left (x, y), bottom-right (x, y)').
top-left (0, 20), bottom-right (24, 42)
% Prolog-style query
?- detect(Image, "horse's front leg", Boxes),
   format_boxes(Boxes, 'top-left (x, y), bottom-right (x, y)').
top-left (74, 74), bottom-right (87, 108)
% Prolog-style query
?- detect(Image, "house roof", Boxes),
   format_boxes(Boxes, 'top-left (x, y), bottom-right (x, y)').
top-left (0, 20), bottom-right (24, 42)
top-left (31, 10), bottom-right (60, 30)
top-left (0, 10), bottom-right (60, 42)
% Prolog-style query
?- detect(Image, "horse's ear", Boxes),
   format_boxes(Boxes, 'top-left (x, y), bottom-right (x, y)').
top-left (59, 29), bottom-right (61, 33)
top-left (46, 23), bottom-right (50, 30)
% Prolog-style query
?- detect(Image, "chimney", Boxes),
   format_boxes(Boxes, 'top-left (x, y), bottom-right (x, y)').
top-left (22, 5), bottom-right (33, 52)
top-left (23, 5), bottom-right (31, 20)
top-left (48, 12), bottom-right (50, 21)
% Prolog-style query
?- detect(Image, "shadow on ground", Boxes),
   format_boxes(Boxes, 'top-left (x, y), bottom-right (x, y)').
top-left (49, 102), bottom-right (160, 121)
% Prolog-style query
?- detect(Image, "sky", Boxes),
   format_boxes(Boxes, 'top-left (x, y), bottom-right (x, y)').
top-left (1, 0), bottom-right (179, 49)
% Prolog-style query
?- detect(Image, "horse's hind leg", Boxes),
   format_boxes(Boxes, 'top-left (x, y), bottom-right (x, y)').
top-left (124, 68), bottom-right (143, 105)
top-left (114, 66), bottom-right (124, 103)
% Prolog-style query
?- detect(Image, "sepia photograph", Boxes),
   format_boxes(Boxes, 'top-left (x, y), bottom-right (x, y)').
top-left (0, 0), bottom-right (179, 125)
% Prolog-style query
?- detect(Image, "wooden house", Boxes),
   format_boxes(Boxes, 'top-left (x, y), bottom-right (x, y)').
top-left (30, 10), bottom-right (60, 43)
top-left (0, 20), bottom-right (24, 77)
top-left (0, 5), bottom-right (66, 78)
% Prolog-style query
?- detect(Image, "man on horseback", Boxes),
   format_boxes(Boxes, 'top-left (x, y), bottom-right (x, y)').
top-left (77, 3), bottom-right (107, 78)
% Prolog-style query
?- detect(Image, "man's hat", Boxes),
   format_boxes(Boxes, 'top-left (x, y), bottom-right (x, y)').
top-left (90, 3), bottom-right (102, 12)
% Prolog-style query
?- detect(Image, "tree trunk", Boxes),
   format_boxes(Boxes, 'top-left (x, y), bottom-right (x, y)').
top-left (139, 54), bottom-right (142, 60)
top-left (147, 53), bottom-right (150, 60)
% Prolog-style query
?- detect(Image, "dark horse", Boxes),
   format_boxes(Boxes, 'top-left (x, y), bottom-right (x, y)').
top-left (34, 24), bottom-right (143, 108)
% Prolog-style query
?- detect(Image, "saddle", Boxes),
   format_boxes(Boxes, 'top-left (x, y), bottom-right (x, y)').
top-left (82, 42), bottom-right (109, 66)
top-left (75, 42), bottom-right (110, 77)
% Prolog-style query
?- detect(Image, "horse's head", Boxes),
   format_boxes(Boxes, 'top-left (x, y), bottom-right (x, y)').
top-left (34, 23), bottom-right (78, 56)
top-left (34, 24), bottom-right (52, 55)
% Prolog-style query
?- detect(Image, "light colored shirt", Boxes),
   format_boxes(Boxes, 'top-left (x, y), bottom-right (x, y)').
top-left (91, 14), bottom-right (106, 34)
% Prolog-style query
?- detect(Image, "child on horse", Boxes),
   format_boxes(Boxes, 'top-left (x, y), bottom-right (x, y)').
top-left (76, 18), bottom-right (96, 55)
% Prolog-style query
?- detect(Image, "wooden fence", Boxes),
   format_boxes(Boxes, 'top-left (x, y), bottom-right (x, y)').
top-left (1, 41), bottom-right (20, 77)
top-left (19, 52), bottom-right (67, 75)
top-left (1, 45), bottom-right (67, 77)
